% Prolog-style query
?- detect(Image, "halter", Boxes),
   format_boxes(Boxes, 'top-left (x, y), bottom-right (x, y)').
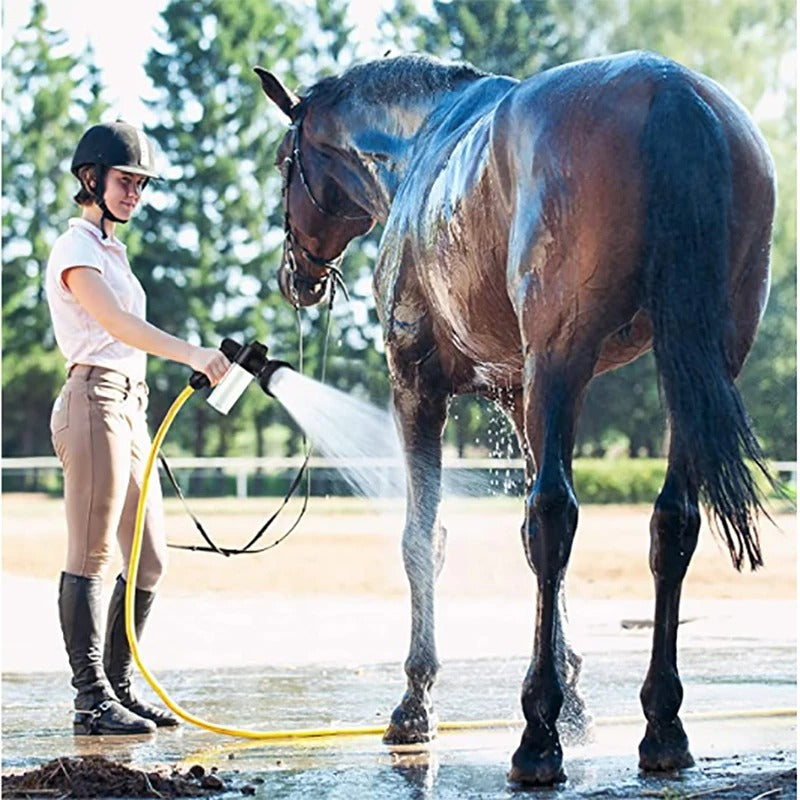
top-left (280, 119), bottom-right (370, 305)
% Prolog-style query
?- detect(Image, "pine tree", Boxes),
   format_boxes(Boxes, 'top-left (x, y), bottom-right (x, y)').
top-left (2, 0), bottom-right (107, 457)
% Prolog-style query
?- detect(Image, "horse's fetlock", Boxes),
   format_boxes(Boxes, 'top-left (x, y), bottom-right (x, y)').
top-left (640, 665), bottom-right (683, 723)
top-left (404, 655), bottom-right (439, 689)
top-left (522, 665), bottom-right (564, 725)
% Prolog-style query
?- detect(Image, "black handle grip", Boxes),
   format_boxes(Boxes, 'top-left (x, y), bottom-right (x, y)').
top-left (189, 371), bottom-right (210, 390)
top-left (188, 338), bottom-right (243, 390)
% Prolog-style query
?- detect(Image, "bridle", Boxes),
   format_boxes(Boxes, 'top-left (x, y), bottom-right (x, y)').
top-left (279, 118), bottom-right (371, 305)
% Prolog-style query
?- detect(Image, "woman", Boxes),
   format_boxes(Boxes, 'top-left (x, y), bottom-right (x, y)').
top-left (46, 120), bottom-right (230, 735)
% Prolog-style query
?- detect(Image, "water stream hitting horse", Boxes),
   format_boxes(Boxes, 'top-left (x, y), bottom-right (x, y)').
top-left (255, 51), bottom-right (775, 786)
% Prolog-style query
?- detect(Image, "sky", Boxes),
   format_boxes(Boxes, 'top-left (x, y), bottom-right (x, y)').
top-left (2, 0), bottom-right (398, 125)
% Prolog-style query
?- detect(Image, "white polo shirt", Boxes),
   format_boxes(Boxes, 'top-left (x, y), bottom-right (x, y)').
top-left (46, 218), bottom-right (147, 382)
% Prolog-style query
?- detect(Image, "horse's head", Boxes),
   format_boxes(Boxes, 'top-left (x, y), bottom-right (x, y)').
top-left (254, 67), bottom-right (375, 308)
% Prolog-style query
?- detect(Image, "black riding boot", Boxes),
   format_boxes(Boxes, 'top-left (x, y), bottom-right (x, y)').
top-left (104, 575), bottom-right (179, 727)
top-left (58, 572), bottom-right (155, 735)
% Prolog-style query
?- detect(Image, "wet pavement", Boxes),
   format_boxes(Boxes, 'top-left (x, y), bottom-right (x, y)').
top-left (3, 628), bottom-right (796, 798)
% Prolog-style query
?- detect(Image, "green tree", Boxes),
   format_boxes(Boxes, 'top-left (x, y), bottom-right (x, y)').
top-left (132, 0), bottom-right (316, 459)
top-left (2, 0), bottom-right (107, 457)
top-left (383, 0), bottom-right (579, 77)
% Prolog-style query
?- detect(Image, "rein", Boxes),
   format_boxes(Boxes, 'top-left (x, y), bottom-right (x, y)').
top-left (163, 286), bottom-right (343, 557)
top-left (162, 118), bottom-right (359, 556)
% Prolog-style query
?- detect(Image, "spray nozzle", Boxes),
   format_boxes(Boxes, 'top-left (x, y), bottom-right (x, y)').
top-left (258, 359), bottom-right (293, 398)
top-left (189, 338), bottom-right (293, 414)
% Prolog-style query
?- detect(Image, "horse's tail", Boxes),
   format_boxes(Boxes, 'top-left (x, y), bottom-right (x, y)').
top-left (640, 72), bottom-right (771, 571)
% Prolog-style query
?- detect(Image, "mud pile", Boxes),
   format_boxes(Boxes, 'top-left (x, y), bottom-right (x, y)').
top-left (2, 755), bottom-right (229, 798)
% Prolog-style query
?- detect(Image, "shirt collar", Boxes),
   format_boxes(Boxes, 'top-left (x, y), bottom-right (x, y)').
top-left (68, 217), bottom-right (127, 251)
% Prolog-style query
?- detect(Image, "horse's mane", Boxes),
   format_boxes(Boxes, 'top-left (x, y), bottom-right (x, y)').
top-left (302, 53), bottom-right (487, 111)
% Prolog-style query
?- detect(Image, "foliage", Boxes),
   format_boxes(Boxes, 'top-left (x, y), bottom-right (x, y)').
top-left (573, 458), bottom-right (669, 503)
top-left (383, 0), bottom-right (579, 77)
top-left (2, 0), bottom-right (107, 456)
top-left (573, 458), bottom-right (792, 505)
top-left (1, 0), bottom-right (794, 470)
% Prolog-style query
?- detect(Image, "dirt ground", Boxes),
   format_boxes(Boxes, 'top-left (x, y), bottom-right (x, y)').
top-left (2, 492), bottom-right (795, 602)
top-left (1, 493), bottom-right (796, 799)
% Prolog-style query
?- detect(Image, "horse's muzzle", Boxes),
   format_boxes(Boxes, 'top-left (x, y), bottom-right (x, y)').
top-left (278, 264), bottom-right (331, 308)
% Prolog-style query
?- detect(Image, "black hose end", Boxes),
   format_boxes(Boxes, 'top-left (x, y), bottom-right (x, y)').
top-left (189, 371), bottom-right (210, 390)
top-left (258, 360), bottom-right (293, 397)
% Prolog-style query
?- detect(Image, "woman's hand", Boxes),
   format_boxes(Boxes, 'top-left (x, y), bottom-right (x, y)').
top-left (189, 347), bottom-right (231, 386)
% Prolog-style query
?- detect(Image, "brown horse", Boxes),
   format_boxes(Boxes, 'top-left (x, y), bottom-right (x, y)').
top-left (255, 51), bottom-right (775, 786)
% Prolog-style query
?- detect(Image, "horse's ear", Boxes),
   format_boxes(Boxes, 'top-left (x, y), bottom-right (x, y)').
top-left (253, 66), bottom-right (301, 121)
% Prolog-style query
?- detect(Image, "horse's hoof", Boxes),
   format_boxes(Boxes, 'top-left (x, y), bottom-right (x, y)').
top-left (638, 720), bottom-right (695, 772)
top-left (508, 735), bottom-right (566, 787)
top-left (382, 703), bottom-right (437, 745)
top-left (507, 751), bottom-right (566, 787)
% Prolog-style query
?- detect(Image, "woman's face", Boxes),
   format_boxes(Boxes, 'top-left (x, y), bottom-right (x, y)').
top-left (102, 168), bottom-right (148, 220)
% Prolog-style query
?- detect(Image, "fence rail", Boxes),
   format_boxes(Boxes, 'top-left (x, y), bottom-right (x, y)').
top-left (2, 457), bottom-right (796, 498)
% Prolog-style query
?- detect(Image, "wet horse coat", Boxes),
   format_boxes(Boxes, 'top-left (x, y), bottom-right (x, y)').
top-left (256, 51), bottom-right (775, 785)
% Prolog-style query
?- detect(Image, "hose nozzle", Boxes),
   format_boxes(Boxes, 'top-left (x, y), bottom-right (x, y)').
top-left (258, 360), bottom-right (293, 398)
top-left (206, 341), bottom-right (270, 414)
top-left (190, 338), bottom-right (293, 414)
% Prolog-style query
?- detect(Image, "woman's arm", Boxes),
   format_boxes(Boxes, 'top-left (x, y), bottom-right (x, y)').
top-left (63, 266), bottom-right (230, 384)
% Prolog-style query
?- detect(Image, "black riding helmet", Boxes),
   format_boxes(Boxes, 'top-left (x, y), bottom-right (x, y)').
top-left (71, 121), bottom-right (160, 238)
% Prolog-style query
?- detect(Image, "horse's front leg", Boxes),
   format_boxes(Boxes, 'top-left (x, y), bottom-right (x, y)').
top-left (638, 442), bottom-right (699, 771)
top-left (383, 382), bottom-right (449, 745)
top-left (508, 357), bottom-right (592, 787)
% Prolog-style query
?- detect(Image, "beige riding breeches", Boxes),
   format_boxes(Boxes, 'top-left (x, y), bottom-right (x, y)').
top-left (50, 365), bottom-right (167, 590)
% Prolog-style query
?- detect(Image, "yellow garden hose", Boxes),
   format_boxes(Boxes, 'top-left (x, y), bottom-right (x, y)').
top-left (182, 707), bottom-right (798, 764)
top-left (125, 387), bottom-right (522, 740)
top-left (125, 386), bottom-right (796, 741)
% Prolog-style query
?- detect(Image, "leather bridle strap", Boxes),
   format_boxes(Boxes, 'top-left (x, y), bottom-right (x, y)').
top-left (279, 118), bottom-right (366, 304)
top-left (288, 122), bottom-right (371, 222)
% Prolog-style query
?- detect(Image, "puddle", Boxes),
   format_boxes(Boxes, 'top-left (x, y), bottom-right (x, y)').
top-left (3, 646), bottom-right (795, 798)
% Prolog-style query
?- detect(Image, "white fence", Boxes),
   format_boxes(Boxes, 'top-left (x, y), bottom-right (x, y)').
top-left (2, 456), bottom-right (796, 498)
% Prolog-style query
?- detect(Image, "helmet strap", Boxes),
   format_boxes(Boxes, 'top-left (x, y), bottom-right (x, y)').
top-left (90, 166), bottom-right (127, 239)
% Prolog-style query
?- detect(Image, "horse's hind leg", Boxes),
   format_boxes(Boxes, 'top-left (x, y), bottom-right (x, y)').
top-left (383, 383), bottom-right (449, 745)
top-left (500, 391), bottom-right (592, 746)
top-left (638, 439), bottom-right (699, 771)
top-left (508, 353), bottom-right (594, 786)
